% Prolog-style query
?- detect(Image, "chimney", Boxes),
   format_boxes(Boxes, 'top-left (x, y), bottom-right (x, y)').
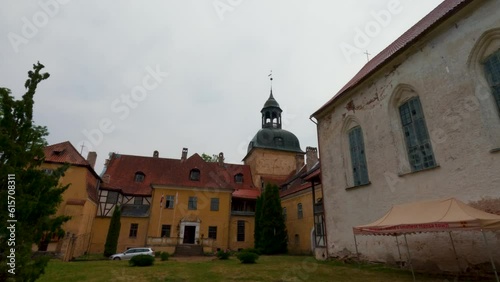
top-left (153, 150), bottom-right (159, 158)
top-left (86, 151), bottom-right (97, 168)
top-left (306, 147), bottom-right (318, 171)
top-left (218, 152), bottom-right (224, 166)
top-left (295, 154), bottom-right (304, 173)
top-left (181, 148), bottom-right (188, 161)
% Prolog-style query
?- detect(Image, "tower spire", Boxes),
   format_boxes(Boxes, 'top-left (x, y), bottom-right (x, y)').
top-left (268, 70), bottom-right (273, 98)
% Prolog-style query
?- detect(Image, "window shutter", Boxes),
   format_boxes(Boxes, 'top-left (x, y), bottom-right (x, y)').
top-left (484, 51), bottom-right (500, 113)
top-left (399, 97), bottom-right (435, 171)
top-left (348, 126), bottom-right (369, 186)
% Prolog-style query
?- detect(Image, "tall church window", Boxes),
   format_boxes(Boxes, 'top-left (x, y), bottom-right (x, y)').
top-left (483, 50), bottom-right (500, 114)
top-left (399, 97), bottom-right (436, 171)
top-left (348, 126), bottom-right (369, 186)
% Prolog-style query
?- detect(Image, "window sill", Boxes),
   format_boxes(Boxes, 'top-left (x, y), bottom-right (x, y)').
top-left (490, 148), bottom-right (500, 153)
top-left (398, 164), bottom-right (440, 177)
top-left (345, 182), bottom-right (371, 191)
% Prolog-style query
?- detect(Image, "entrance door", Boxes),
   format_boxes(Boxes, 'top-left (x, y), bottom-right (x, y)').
top-left (183, 226), bottom-right (196, 244)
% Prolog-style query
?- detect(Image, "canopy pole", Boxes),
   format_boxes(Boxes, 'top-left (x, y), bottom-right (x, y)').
top-left (353, 234), bottom-right (361, 267)
top-left (448, 231), bottom-right (461, 273)
top-left (481, 229), bottom-right (499, 282)
top-left (395, 235), bottom-right (403, 269)
top-left (403, 234), bottom-right (416, 282)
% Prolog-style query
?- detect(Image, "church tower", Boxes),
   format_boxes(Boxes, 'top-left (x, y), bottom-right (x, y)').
top-left (244, 80), bottom-right (304, 189)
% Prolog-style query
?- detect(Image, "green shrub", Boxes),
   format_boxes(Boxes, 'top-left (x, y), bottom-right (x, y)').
top-left (237, 251), bottom-right (259, 264)
top-left (154, 251), bottom-right (161, 258)
top-left (129, 254), bottom-right (155, 266)
top-left (216, 250), bottom-right (230, 260)
top-left (160, 252), bottom-right (170, 261)
top-left (242, 248), bottom-right (261, 255)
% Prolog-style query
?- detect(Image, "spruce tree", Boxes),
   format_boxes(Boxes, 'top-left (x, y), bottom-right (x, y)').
top-left (104, 205), bottom-right (121, 257)
top-left (0, 62), bottom-right (70, 281)
top-left (259, 183), bottom-right (288, 254)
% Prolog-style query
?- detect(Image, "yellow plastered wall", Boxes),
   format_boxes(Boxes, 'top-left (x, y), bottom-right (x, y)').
top-left (228, 216), bottom-right (255, 250)
top-left (40, 163), bottom-right (98, 257)
top-left (149, 187), bottom-right (233, 250)
top-left (89, 216), bottom-right (150, 254)
top-left (281, 186), bottom-right (322, 254)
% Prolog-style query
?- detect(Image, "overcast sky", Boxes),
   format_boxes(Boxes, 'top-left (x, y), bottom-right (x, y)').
top-left (1, 0), bottom-right (443, 174)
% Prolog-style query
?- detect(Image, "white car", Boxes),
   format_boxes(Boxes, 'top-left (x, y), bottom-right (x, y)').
top-left (110, 247), bottom-right (154, 260)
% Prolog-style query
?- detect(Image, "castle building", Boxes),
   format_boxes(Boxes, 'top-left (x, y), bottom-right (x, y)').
top-left (45, 87), bottom-right (322, 258)
top-left (39, 141), bottom-right (100, 261)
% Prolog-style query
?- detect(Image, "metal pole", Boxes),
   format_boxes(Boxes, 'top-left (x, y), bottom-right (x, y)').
top-left (353, 234), bottom-right (361, 267)
top-left (481, 230), bottom-right (499, 282)
top-left (395, 235), bottom-right (403, 269)
top-left (403, 234), bottom-right (416, 282)
top-left (448, 231), bottom-right (461, 273)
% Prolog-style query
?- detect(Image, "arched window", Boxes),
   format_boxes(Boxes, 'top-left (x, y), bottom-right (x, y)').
top-left (348, 126), bottom-right (369, 186)
top-left (234, 173), bottom-right (243, 183)
top-left (483, 50), bottom-right (500, 114)
top-left (282, 207), bottom-right (287, 221)
top-left (297, 203), bottom-right (303, 219)
top-left (134, 172), bottom-right (145, 183)
top-left (399, 97), bottom-right (436, 171)
top-left (189, 169), bottom-right (200, 181)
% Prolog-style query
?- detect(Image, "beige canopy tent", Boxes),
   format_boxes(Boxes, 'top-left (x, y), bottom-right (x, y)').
top-left (352, 198), bottom-right (500, 281)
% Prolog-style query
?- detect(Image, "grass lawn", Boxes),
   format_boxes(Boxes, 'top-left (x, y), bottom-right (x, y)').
top-left (38, 255), bottom-right (456, 282)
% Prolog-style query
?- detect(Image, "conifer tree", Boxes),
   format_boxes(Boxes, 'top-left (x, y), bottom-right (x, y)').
top-left (104, 205), bottom-right (121, 257)
top-left (0, 62), bottom-right (70, 281)
top-left (258, 183), bottom-right (288, 254)
top-left (254, 196), bottom-right (263, 250)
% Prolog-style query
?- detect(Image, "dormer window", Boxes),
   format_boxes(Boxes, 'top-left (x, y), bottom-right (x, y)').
top-left (234, 173), bottom-right (243, 184)
top-left (189, 169), bottom-right (200, 181)
top-left (134, 172), bottom-right (145, 183)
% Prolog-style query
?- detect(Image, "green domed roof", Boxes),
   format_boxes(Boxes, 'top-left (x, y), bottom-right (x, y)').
top-left (262, 91), bottom-right (281, 110)
top-left (247, 128), bottom-right (303, 153)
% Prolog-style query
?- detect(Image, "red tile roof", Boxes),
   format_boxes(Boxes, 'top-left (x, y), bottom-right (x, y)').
top-left (312, 0), bottom-right (473, 117)
top-left (44, 141), bottom-right (90, 166)
top-left (101, 153), bottom-right (257, 197)
top-left (44, 141), bottom-right (100, 203)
